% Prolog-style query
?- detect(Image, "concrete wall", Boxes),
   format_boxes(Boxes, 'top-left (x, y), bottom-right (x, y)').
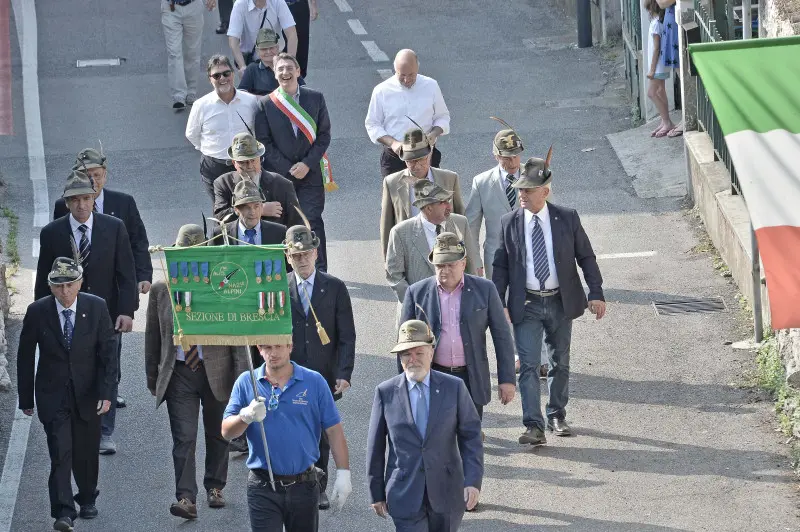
top-left (550, 0), bottom-right (623, 42)
top-left (759, 0), bottom-right (800, 37)
top-left (685, 131), bottom-right (800, 386)
top-left (0, 263), bottom-right (10, 391)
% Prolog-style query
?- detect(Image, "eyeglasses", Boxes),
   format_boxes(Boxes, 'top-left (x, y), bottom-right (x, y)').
top-left (210, 70), bottom-right (233, 80)
top-left (268, 385), bottom-right (282, 411)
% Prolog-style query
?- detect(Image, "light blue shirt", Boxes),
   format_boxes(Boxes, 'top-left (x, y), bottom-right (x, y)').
top-left (238, 221), bottom-right (262, 245)
top-left (405, 371), bottom-right (431, 421)
top-left (295, 268), bottom-right (317, 305)
top-left (176, 344), bottom-right (204, 361)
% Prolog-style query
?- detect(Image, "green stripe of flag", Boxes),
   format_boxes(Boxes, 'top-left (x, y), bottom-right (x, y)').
top-left (689, 35), bottom-right (800, 135)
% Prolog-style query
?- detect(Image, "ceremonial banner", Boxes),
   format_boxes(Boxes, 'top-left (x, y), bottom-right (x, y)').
top-left (162, 245), bottom-right (292, 346)
top-left (689, 36), bottom-right (800, 330)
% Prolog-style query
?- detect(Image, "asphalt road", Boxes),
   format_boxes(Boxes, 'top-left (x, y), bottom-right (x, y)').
top-left (1, 0), bottom-right (798, 531)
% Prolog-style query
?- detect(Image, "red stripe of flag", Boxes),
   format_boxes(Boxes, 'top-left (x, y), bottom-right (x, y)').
top-left (755, 225), bottom-right (800, 329)
top-left (0, 0), bottom-right (12, 136)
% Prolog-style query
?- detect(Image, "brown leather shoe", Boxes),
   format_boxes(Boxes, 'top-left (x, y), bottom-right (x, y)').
top-left (170, 498), bottom-right (198, 519)
top-left (207, 488), bottom-right (225, 508)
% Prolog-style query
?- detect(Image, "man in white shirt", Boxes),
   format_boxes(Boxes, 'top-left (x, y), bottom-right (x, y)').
top-left (161, 0), bottom-right (217, 110)
top-left (227, 0), bottom-right (297, 73)
top-left (365, 49), bottom-right (451, 177)
top-left (492, 156), bottom-right (606, 446)
top-left (186, 55), bottom-right (260, 203)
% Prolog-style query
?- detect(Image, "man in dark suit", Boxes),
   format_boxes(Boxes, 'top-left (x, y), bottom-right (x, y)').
top-left (54, 147), bottom-right (153, 413)
top-left (255, 52), bottom-right (331, 271)
top-left (401, 232), bottom-right (516, 420)
top-left (366, 320), bottom-right (483, 531)
top-left (284, 224), bottom-right (356, 510)
top-left (213, 132), bottom-right (303, 228)
top-left (146, 224), bottom-right (248, 520)
top-left (493, 156), bottom-right (606, 446)
top-left (18, 257), bottom-right (117, 532)
top-left (36, 170), bottom-right (137, 455)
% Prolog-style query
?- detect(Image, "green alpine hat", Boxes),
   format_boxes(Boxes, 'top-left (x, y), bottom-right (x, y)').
top-left (48, 257), bottom-right (83, 285)
top-left (62, 170), bottom-right (96, 198)
top-left (493, 129), bottom-right (524, 157)
top-left (512, 156), bottom-right (552, 189)
top-left (399, 128), bottom-right (432, 161)
top-left (73, 148), bottom-right (107, 171)
top-left (233, 179), bottom-right (265, 207)
top-left (175, 224), bottom-right (206, 247)
top-left (428, 232), bottom-right (467, 265)
top-left (391, 319), bottom-right (436, 353)
top-left (228, 132), bottom-right (266, 161)
top-left (412, 180), bottom-right (453, 208)
top-left (256, 28), bottom-right (280, 49)
top-left (285, 225), bottom-right (320, 253)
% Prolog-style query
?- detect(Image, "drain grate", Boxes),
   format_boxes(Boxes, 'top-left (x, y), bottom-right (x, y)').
top-left (652, 297), bottom-right (727, 316)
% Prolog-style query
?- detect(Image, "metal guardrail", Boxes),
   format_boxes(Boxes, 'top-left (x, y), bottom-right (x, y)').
top-left (692, 0), bottom-right (741, 195)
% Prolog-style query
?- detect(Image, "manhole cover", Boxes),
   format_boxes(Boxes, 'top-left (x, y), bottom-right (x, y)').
top-left (652, 297), bottom-right (726, 316)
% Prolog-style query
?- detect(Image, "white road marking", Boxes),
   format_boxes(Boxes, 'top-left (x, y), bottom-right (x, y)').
top-left (76, 58), bottom-right (121, 68)
top-left (377, 69), bottom-right (393, 80)
top-left (11, 0), bottom-right (48, 229)
top-left (333, 0), bottom-right (352, 12)
top-left (361, 41), bottom-right (389, 62)
top-left (0, 2), bottom-right (45, 530)
top-left (596, 251), bottom-right (657, 260)
top-left (31, 238), bottom-right (38, 257)
top-left (347, 19), bottom-right (367, 35)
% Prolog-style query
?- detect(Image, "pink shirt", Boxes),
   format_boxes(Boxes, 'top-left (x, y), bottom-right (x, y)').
top-left (434, 278), bottom-right (466, 367)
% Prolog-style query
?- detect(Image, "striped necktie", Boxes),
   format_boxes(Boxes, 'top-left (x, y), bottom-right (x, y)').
top-left (62, 309), bottom-right (74, 349)
top-left (78, 224), bottom-right (91, 267)
top-left (505, 174), bottom-right (517, 208)
top-left (244, 228), bottom-right (256, 245)
top-left (530, 216), bottom-right (550, 287)
top-left (185, 345), bottom-right (200, 371)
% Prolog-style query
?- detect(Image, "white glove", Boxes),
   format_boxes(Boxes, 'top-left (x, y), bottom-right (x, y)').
top-left (239, 397), bottom-right (267, 424)
top-left (329, 469), bottom-right (352, 511)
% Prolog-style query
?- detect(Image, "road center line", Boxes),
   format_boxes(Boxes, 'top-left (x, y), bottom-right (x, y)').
top-left (361, 41), bottom-right (389, 62)
top-left (333, 0), bottom-right (352, 12)
top-left (347, 19), bottom-right (367, 35)
top-left (0, 2), bottom-right (45, 530)
top-left (377, 69), bottom-right (392, 80)
top-left (596, 251), bottom-right (657, 259)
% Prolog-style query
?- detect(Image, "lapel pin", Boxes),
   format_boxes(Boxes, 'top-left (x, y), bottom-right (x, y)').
top-left (436, 389), bottom-right (439, 394)
top-left (81, 314), bottom-right (86, 318)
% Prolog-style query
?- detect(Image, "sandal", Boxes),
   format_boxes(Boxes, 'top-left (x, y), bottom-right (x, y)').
top-left (667, 126), bottom-right (684, 138)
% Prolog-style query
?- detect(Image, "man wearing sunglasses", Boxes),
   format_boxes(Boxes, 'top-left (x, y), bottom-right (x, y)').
top-left (222, 340), bottom-right (352, 531)
top-left (186, 55), bottom-right (260, 203)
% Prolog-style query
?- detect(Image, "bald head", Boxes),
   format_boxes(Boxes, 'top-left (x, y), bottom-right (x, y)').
top-left (394, 49), bottom-right (419, 88)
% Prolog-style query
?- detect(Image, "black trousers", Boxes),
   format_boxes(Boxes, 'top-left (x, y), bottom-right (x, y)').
top-left (165, 361), bottom-right (229, 503)
top-left (100, 333), bottom-right (121, 437)
top-left (247, 470), bottom-right (319, 532)
top-left (286, 0), bottom-right (310, 78)
top-left (200, 155), bottom-right (233, 204)
top-left (294, 185), bottom-right (327, 272)
top-left (43, 388), bottom-right (101, 520)
top-left (432, 364), bottom-right (483, 419)
top-left (218, 0), bottom-right (233, 25)
top-left (380, 146), bottom-right (441, 178)
top-left (314, 391), bottom-right (341, 493)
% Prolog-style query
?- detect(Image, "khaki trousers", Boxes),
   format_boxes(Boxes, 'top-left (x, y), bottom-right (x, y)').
top-left (161, 0), bottom-right (204, 103)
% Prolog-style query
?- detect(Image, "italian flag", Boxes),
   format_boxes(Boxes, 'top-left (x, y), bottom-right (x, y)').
top-left (269, 88), bottom-right (338, 192)
top-left (690, 36), bottom-right (800, 329)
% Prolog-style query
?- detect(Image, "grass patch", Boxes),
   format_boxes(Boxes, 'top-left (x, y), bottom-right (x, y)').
top-left (1, 206), bottom-right (20, 271)
top-left (755, 336), bottom-right (800, 472)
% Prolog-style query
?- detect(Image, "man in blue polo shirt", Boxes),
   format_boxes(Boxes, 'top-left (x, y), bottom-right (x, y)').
top-left (222, 342), bottom-right (351, 531)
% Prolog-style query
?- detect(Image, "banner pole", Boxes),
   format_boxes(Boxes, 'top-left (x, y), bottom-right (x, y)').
top-left (245, 346), bottom-right (276, 491)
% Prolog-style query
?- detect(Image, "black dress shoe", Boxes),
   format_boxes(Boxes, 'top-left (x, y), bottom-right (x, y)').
top-left (215, 22), bottom-right (228, 34)
top-left (53, 517), bottom-right (74, 531)
top-left (318, 491), bottom-right (330, 510)
top-left (518, 427), bottom-right (547, 445)
top-left (547, 418), bottom-right (572, 436)
top-left (79, 503), bottom-right (98, 519)
top-left (116, 396), bottom-right (126, 408)
top-left (172, 101), bottom-right (186, 110)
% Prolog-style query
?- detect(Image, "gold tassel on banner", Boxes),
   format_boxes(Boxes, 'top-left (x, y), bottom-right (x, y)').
top-left (316, 321), bottom-right (330, 345)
